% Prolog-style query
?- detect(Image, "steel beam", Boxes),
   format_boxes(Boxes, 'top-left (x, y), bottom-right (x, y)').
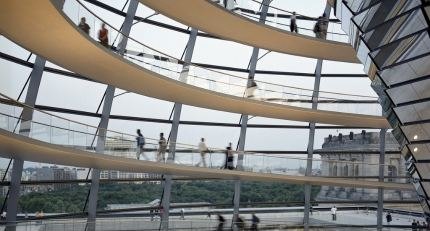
top-left (232, 0), bottom-right (271, 228)
top-left (160, 28), bottom-right (198, 231)
top-left (377, 128), bottom-right (387, 230)
top-left (86, 1), bottom-right (138, 230)
top-left (303, 3), bottom-right (331, 230)
top-left (5, 55), bottom-right (46, 231)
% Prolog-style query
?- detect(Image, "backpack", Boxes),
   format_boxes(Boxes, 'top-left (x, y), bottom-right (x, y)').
top-left (313, 23), bottom-right (320, 33)
top-left (137, 136), bottom-right (145, 146)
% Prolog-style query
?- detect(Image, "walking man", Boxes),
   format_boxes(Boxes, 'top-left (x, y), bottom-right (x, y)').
top-left (251, 213), bottom-right (260, 231)
top-left (78, 17), bottom-right (90, 35)
top-left (245, 80), bottom-right (258, 98)
top-left (196, 138), bottom-right (209, 167)
top-left (331, 205), bottom-right (337, 221)
top-left (290, 12), bottom-right (298, 33)
top-left (386, 212), bottom-right (392, 225)
top-left (158, 133), bottom-right (167, 162)
top-left (136, 129), bottom-right (148, 160)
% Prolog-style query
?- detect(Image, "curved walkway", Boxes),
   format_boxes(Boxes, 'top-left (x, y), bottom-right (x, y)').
top-left (0, 0), bottom-right (387, 128)
top-left (140, 0), bottom-right (359, 63)
top-left (0, 0), bottom-right (389, 128)
top-left (0, 128), bottom-right (412, 190)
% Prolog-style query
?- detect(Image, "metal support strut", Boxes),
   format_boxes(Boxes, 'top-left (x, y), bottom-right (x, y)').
top-left (160, 28), bottom-right (198, 231)
top-left (86, 1), bottom-right (138, 230)
top-left (303, 3), bottom-right (331, 230)
top-left (377, 128), bottom-right (387, 230)
top-left (232, 0), bottom-right (271, 229)
top-left (5, 54), bottom-right (47, 231)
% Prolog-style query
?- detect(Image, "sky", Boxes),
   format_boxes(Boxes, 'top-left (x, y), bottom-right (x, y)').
top-left (0, 0), bottom-right (384, 169)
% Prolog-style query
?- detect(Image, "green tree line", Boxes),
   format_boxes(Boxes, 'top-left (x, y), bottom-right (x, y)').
top-left (16, 181), bottom-right (320, 213)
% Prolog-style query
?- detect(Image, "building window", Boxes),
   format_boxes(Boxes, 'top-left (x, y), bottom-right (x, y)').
top-left (388, 165), bottom-right (397, 182)
top-left (343, 165), bottom-right (349, 177)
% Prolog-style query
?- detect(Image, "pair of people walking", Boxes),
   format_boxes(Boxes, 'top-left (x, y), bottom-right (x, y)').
top-left (197, 139), bottom-right (236, 170)
top-left (135, 129), bottom-right (167, 162)
top-left (78, 17), bottom-right (109, 47)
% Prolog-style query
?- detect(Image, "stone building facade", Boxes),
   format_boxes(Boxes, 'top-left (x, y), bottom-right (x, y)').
top-left (316, 131), bottom-right (414, 201)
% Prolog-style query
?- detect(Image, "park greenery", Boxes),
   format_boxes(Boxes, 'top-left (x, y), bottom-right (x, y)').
top-left (16, 181), bottom-right (320, 213)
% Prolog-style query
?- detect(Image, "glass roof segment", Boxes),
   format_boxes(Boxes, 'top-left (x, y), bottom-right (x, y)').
top-left (335, 0), bottom-right (430, 217)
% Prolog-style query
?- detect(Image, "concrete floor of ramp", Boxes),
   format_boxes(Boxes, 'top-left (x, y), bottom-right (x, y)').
top-left (4, 210), bottom-right (425, 231)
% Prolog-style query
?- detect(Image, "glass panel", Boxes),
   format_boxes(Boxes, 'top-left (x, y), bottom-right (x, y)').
top-left (401, 123), bottom-right (430, 142)
top-left (408, 143), bottom-right (430, 161)
top-left (378, 54), bottom-right (430, 87)
top-left (361, 9), bottom-right (427, 50)
top-left (370, 31), bottom-right (428, 69)
top-left (415, 163), bottom-right (430, 179)
top-left (347, 0), bottom-right (381, 14)
top-left (354, 0), bottom-right (421, 32)
top-left (394, 101), bottom-right (430, 123)
top-left (387, 78), bottom-right (430, 104)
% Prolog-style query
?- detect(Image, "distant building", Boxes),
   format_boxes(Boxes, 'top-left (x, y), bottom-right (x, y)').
top-left (51, 166), bottom-right (77, 190)
top-left (19, 166), bottom-right (78, 193)
top-left (25, 166), bottom-right (54, 193)
top-left (0, 169), bottom-right (9, 197)
top-left (34, 166), bottom-right (54, 181)
top-left (316, 131), bottom-right (414, 201)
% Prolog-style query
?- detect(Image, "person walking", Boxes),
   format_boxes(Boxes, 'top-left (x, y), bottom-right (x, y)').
top-left (236, 216), bottom-right (245, 231)
top-left (313, 16), bottom-right (322, 38)
top-left (386, 212), bottom-right (392, 225)
top-left (319, 13), bottom-right (329, 39)
top-left (150, 209), bottom-right (154, 221)
top-left (98, 23), bottom-right (109, 47)
top-left (180, 208), bottom-right (185, 220)
top-left (423, 221), bottom-right (428, 229)
top-left (245, 80), bottom-right (258, 98)
top-left (331, 205), bottom-right (337, 221)
top-left (157, 133), bottom-right (167, 162)
top-left (78, 17), bottom-right (90, 35)
top-left (290, 12), bottom-right (298, 33)
top-left (313, 16), bottom-right (321, 38)
top-left (412, 219), bottom-right (418, 231)
top-left (223, 143), bottom-right (231, 169)
top-left (216, 214), bottom-right (225, 231)
top-left (314, 13), bottom-right (328, 39)
top-left (251, 213), bottom-right (260, 231)
top-left (224, 142), bottom-right (235, 170)
top-left (136, 129), bottom-right (148, 160)
top-left (196, 138), bottom-right (209, 167)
